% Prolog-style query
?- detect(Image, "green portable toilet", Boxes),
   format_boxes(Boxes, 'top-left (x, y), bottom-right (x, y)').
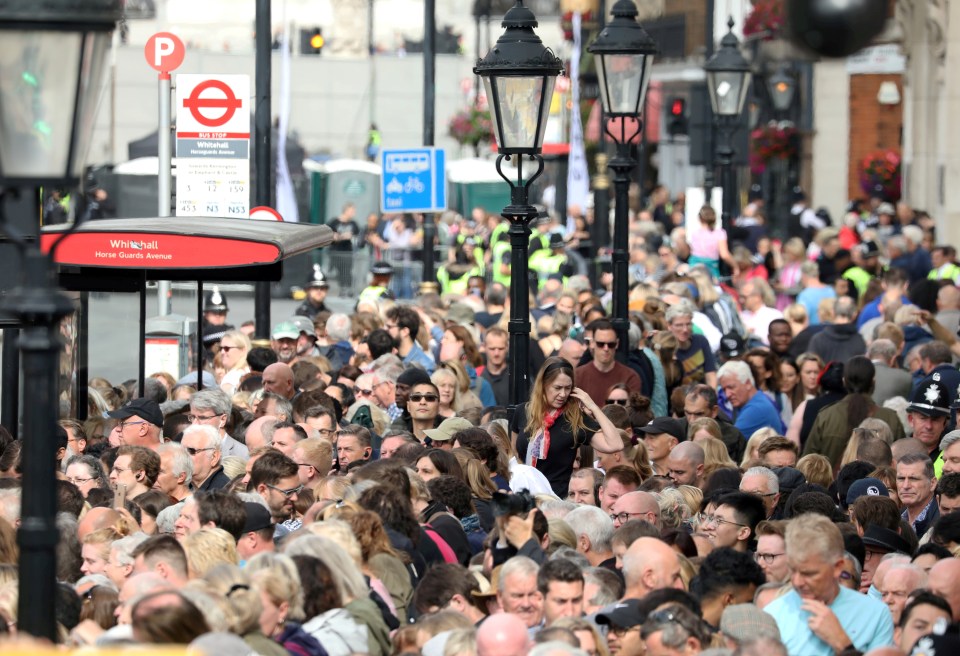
top-left (306, 158), bottom-right (381, 225)
top-left (447, 158), bottom-right (517, 216)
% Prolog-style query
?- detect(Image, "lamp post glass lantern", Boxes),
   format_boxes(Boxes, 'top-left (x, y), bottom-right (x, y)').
top-left (0, 0), bottom-right (121, 640)
top-left (704, 19), bottom-right (752, 118)
top-left (475, 1), bottom-right (562, 405)
top-left (588, 0), bottom-right (657, 362)
top-left (767, 66), bottom-right (796, 113)
top-left (704, 17), bottom-right (751, 235)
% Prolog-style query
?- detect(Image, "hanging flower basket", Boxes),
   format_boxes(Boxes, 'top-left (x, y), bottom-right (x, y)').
top-left (448, 107), bottom-right (494, 153)
top-left (744, 0), bottom-right (785, 41)
top-left (749, 122), bottom-right (798, 175)
top-left (859, 149), bottom-right (901, 201)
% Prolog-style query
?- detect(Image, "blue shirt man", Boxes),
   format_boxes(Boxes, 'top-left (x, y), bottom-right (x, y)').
top-left (766, 513), bottom-right (894, 656)
top-left (718, 360), bottom-right (784, 439)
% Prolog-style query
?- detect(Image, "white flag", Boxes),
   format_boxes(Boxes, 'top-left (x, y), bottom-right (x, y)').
top-left (566, 12), bottom-right (590, 214)
top-left (276, 20), bottom-right (299, 222)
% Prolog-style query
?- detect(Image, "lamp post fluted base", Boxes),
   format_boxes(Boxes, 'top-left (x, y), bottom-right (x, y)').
top-left (10, 252), bottom-right (74, 641)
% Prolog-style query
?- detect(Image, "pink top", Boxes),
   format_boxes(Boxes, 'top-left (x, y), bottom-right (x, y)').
top-left (689, 226), bottom-right (727, 259)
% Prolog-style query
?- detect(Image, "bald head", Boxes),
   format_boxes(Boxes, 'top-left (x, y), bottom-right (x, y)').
top-left (622, 536), bottom-right (683, 597)
top-left (245, 415), bottom-right (277, 450)
top-left (78, 507), bottom-right (121, 541)
top-left (666, 441), bottom-right (705, 487)
top-left (929, 558), bottom-right (960, 620)
top-left (558, 339), bottom-right (587, 368)
top-left (262, 363), bottom-right (295, 399)
top-left (938, 285), bottom-right (960, 311)
top-left (612, 491), bottom-right (661, 529)
top-left (891, 438), bottom-right (927, 463)
top-left (477, 612), bottom-right (531, 656)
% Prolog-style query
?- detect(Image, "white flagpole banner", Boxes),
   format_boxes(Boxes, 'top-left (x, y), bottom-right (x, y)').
top-left (566, 12), bottom-right (590, 214)
top-left (275, 13), bottom-right (299, 222)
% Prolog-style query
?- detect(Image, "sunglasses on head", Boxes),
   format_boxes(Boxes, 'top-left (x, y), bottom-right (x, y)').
top-left (606, 398), bottom-right (628, 406)
top-left (595, 340), bottom-right (618, 349)
top-left (410, 393), bottom-right (439, 403)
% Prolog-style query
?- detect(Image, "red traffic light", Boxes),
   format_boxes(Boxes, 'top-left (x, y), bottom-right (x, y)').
top-left (670, 98), bottom-right (686, 117)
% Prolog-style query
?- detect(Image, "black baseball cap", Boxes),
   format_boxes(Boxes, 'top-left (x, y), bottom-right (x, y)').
top-left (596, 599), bottom-right (644, 629)
top-left (107, 398), bottom-right (163, 428)
top-left (638, 417), bottom-right (686, 442)
top-left (241, 502), bottom-right (274, 534)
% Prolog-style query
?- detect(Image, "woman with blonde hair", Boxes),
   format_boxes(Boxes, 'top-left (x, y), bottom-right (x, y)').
top-left (204, 564), bottom-right (287, 656)
top-left (81, 528), bottom-right (125, 577)
top-left (695, 435), bottom-right (737, 476)
top-left (688, 417), bottom-right (723, 442)
top-left (741, 427), bottom-right (779, 468)
top-left (431, 367), bottom-right (462, 419)
top-left (677, 485), bottom-right (704, 518)
top-left (183, 528), bottom-right (239, 578)
top-left (512, 357), bottom-right (624, 498)
top-left (656, 487), bottom-right (692, 530)
top-left (439, 360), bottom-right (482, 410)
top-left (218, 330), bottom-right (252, 395)
top-left (245, 553), bottom-right (308, 642)
top-left (796, 454), bottom-right (834, 489)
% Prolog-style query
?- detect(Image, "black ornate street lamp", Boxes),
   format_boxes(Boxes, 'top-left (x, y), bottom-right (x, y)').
top-left (0, 0), bottom-right (121, 639)
top-left (767, 65), bottom-right (797, 114)
top-left (475, 1), bottom-right (562, 406)
top-left (588, 0), bottom-right (656, 364)
top-left (704, 17), bottom-right (752, 234)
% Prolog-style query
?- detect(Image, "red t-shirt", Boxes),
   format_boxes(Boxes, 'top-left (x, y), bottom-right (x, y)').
top-left (574, 361), bottom-right (643, 408)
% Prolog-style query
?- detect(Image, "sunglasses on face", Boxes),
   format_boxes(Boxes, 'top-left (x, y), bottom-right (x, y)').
top-left (353, 387), bottom-right (373, 396)
top-left (410, 394), bottom-right (439, 403)
top-left (606, 398), bottom-right (628, 406)
top-left (595, 340), bottom-right (617, 350)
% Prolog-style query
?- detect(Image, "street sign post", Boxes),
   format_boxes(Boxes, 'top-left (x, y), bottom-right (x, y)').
top-left (144, 31), bottom-right (185, 316)
top-left (380, 147), bottom-right (446, 213)
top-left (175, 74), bottom-right (251, 218)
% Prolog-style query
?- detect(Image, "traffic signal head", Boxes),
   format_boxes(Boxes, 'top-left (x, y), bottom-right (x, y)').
top-left (670, 97), bottom-right (686, 117)
top-left (300, 27), bottom-right (324, 55)
top-left (668, 96), bottom-right (688, 137)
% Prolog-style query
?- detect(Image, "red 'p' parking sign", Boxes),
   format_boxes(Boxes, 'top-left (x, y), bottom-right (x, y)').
top-left (144, 32), bottom-right (185, 77)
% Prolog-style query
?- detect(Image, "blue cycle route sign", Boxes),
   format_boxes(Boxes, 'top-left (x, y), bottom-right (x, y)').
top-left (380, 147), bottom-right (446, 213)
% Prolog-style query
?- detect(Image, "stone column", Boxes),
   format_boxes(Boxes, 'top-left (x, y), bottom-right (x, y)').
top-left (811, 60), bottom-right (850, 219)
top-left (939, 0), bottom-right (960, 246)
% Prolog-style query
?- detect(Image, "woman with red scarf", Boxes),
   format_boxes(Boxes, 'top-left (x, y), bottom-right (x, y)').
top-left (509, 357), bottom-right (624, 497)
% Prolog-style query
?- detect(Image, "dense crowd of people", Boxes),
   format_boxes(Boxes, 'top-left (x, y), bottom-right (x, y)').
top-left (4, 189), bottom-right (960, 655)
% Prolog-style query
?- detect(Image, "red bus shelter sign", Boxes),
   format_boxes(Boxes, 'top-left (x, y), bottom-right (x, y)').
top-left (40, 233), bottom-right (280, 269)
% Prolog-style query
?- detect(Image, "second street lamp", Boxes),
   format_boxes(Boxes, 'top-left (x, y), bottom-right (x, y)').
top-left (474, 0), bottom-right (562, 406)
top-left (767, 65), bottom-right (797, 115)
top-left (704, 17), bottom-right (752, 235)
top-left (588, 0), bottom-right (657, 363)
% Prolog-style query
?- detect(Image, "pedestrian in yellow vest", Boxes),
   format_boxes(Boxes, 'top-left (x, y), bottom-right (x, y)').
top-left (529, 233), bottom-right (574, 287)
top-left (438, 238), bottom-right (485, 296)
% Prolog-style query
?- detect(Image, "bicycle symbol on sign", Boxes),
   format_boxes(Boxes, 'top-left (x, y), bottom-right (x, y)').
top-left (404, 177), bottom-right (425, 193)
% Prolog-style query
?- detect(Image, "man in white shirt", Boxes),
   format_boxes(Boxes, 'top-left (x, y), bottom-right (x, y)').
top-left (739, 279), bottom-right (783, 345)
